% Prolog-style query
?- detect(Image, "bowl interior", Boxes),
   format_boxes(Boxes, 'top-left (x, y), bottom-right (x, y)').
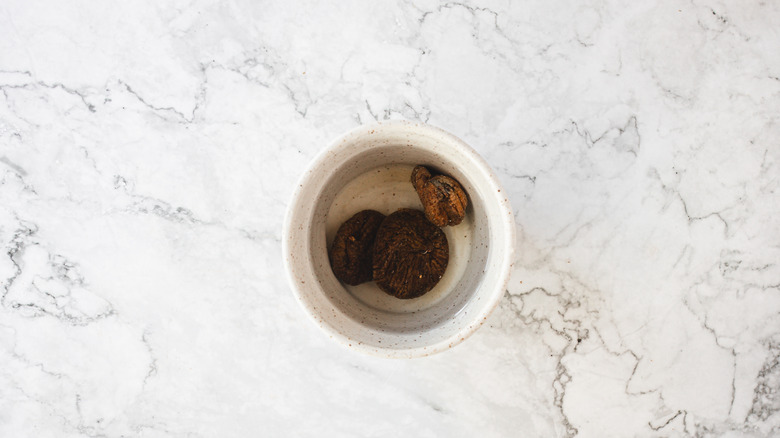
top-left (286, 123), bottom-right (513, 356)
top-left (325, 164), bottom-right (476, 315)
top-left (316, 153), bottom-right (489, 331)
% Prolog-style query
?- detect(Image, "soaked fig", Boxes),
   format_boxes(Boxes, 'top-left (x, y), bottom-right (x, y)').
top-left (329, 210), bottom-right (386, 285)
top-left (372, 209), bottom-right (448, 299)
top-left (411, 165), bottom-right (468, 227)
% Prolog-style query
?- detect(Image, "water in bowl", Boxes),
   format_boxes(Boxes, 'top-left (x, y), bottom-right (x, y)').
top-left (325, 164), bottom-right (473, 314)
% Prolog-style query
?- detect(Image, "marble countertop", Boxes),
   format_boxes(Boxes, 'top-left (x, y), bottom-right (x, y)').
top-left (1, 0), bottom-right (779, 436)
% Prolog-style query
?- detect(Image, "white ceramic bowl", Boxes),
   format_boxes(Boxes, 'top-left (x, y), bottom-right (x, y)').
top-left (283, 121), bottom-right (514, 358)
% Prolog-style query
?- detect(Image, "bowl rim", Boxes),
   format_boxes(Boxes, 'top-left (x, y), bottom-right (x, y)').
top-left (282, 120), bottom-right (515, 358)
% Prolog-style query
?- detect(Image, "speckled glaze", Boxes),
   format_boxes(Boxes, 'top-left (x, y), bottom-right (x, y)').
top-left (283, 121), bottom-right (515, 358)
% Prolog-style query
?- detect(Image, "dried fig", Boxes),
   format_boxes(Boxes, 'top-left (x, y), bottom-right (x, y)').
top-left (372, 209), bottom-right (448, 299)
top-left (411, 165), bottom-right (468, 227)
top-left (329, 210), bottom-right (386, 285)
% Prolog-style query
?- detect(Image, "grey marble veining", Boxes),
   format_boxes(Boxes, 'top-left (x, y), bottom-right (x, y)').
top-left (1, 0), bottom-right (779, 436)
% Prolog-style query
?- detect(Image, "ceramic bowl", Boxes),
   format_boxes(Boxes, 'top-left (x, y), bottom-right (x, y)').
top-left (283, 121), bottom-right (514, 358)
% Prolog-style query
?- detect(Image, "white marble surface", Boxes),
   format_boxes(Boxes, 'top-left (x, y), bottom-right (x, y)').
top-left (1, 0), bottom-right (779, 436)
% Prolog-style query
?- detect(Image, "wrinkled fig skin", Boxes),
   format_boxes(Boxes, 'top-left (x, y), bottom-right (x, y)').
top-left (329, 210), bottom-right (386, 286)
top-left (372, 209), bottom-right (449, 299)
top-left (411, 165), bottom-right (468, 227)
